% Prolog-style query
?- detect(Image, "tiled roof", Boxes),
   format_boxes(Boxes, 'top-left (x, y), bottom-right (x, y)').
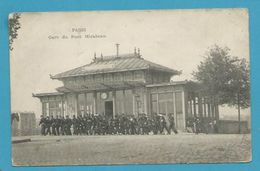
top-left (51, 53), bottom-right (180, 79)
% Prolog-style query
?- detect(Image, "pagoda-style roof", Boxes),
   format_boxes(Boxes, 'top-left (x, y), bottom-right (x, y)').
top-left (51, 53), bottom-right (180, 79)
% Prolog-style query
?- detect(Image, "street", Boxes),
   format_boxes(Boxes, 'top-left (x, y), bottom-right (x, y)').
top-left (12, 134), bottom-right (251, 166)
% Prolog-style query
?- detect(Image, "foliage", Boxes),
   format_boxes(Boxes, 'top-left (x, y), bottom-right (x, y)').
top-left (9, 13), bottom-right (21, 51)
top-left (193, 45), bottom-right (250, 109)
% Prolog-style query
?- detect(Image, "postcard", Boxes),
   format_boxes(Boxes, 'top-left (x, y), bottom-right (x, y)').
top-left (10, 9), bottom-right (251, 166)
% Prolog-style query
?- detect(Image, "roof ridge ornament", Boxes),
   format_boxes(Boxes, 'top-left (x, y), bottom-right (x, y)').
top-left (93, 52), bottom-right (97, 62)
top-left (116, 43), bottom-right (120, 57)
top-left (101, 53), bottom-right (103, 60)
top-left (138, 48), bottom-right (141, 58)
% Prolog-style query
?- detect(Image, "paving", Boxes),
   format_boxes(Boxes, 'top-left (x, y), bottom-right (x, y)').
top-left (12, 134), bottom-right (251, 166)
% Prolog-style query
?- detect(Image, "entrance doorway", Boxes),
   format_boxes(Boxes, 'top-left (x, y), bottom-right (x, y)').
top-left (105, 101), bottom-right (113, 118)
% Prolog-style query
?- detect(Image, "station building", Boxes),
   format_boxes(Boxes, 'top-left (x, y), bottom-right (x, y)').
top-left (33, 48), bottom-right (219, 131)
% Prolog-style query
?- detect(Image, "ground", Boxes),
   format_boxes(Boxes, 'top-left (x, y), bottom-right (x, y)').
top-left (12, 134), bottom-right (251, 166)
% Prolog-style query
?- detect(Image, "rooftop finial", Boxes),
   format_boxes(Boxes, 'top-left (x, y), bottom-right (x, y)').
top-left (134, 47), bottom-right (137, 55)
top-left (138, 48), bottom-right (141, 57)
top-left (93, 52), bottom-right (97, 62)
top-left (101, 53), bottom-right (103, 60)
top-left (116, 43), bottom-right (120, 57)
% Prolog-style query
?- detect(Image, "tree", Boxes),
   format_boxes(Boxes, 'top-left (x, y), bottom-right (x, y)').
top-left (193, 45), bottom-right (250, 133)
top-left (9, 13), bottom-right (21, 51)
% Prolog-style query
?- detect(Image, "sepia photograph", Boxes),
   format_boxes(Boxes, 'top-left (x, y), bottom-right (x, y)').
top-left (10, 9), bottom-right (251, 166)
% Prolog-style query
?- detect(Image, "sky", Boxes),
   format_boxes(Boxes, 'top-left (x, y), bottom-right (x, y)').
top-left (10, 9), bottom-right (250, 119)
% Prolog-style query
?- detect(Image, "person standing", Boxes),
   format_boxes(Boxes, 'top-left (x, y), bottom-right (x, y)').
top-left (39, 115), bottom-right (46, 136)
top-left (45, 116), bottom-right (51, 135)
top-left (168, 115), bottom-right (178, 134)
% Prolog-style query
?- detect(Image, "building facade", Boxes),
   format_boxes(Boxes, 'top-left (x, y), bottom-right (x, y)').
top-left (33, 50), bottom-right (219, 131)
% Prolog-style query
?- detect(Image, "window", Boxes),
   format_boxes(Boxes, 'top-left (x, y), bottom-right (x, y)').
top-left (85, 75), bottom-right (93, 84)
top-left (49, 101), bottom-right (61, 117)
top-left (104, 73), bottom-right (113, 82)
top-left (95, 74), bottom-right (103, 82)
top-left (114, 73), bottom-right (123, 81)
top-left (125, 72), bottom-right (132, 81)
top-left (158, 93), bottom-right (174, 115)
top-left (134, 71), bottom-right (143, 80)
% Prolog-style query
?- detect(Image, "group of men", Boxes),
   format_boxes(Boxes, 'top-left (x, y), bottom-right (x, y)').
top-left (186, 116), bottom-right (218, 134)
top-left (39, 113), bottom-right (178, 136)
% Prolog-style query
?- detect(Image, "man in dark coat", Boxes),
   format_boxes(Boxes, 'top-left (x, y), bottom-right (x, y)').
top-left (168, 114), bottom-right (178, 134)
top-left (64, 115), bottom-right (72, 135)
top-left (39, 115), bottom-right (46, 136)
top-left (45, 116), bottom-right (52, 135)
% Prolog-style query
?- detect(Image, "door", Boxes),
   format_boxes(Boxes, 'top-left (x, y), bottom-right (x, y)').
top-left (105, 101), bottom-right (113, 118)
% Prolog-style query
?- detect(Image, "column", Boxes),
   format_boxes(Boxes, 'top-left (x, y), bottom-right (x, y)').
top-left (208, 102), bottom-right (211, 118)
top-left (156, 93), bottom-right (159, 115)
top-left (173, 92), bottom-right (177, 127)
top-left (93, 91), bottom-right (97, 114)
top-left (61, 96), bottom-right (64, 117)
top-left (122, 90), bottom-right (126, 114)
top-left (146, 89), bottom-right (151, 116)
top-left (198, 95), bottom-right (203, 118)
top-left (143, 90), bottom-right (147, 114)
top-left (75, 93), bottom-right (79, 116)
top-left (132, 89), bottom-right (136, 116)
top-left (182, 91), bottom-right (186, 129)
top-left (215, 100), bottom-right (219, 121)
top-left (41, 100), bottom-right (44, 116)
top-left (47, 102), bottom-right (50, 116)
top-left (204, 97), bottom-right (207, 117)
top-left (193, 96), bottom-right (197, 117)
top-left (112, 91), bottom-right (116, 118)
top-left (84, 92), bottom-right (87, 115)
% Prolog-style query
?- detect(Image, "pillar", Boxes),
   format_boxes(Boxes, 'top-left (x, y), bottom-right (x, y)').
top-left (146, 89), bottom-right (151, 116)
top-left (132, 90), bottom-right (136, 116)
top-left (93, 91), bottom-right (97, 114)
top-left (215, 101), bottom-right (219, 121)
top-left (122, 90), bottom-right (126, 114)
top-left (143, 89), bottom-right (147, 114)
top-left (198, 95), bottom-right (203, 118)
top-left (208, 102), bottom-right (211, 118)
top-left (193, 96), bottom-right (197, 117)
top-left (61, 96), bottom-right (64, 117)
top-left (112, 91), bottom-right (116, 118)
top-left (203, 97), bottom-right (207, 117)
top-left (173, 92), bottom-right (177, 127)
top-left (182, 91), bottom-right (186, 129)
top-left (75, 93), bottom-right (79, 116)
top-left (156, 93), bottom-right (159, 115)
top-left (41, 101), bottom-right (45, 116)
top-left (84, 92), bottom-right (87, 115)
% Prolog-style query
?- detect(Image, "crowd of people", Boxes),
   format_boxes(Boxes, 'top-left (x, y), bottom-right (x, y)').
top-left (186, 117), bottom-right (218, 134)
top-left (38, 113), bottom-right (178, 136)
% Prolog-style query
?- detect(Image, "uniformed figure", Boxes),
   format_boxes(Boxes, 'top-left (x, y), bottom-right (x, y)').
top-left (39, 112), bottom-right (182, 136)
top-left (72, 115), bottom-right (78, 135)
top-left (50, 115), bottom-right (57, 135)
top-left (60, 116), bottom-right (65, 135)
top-left (168, 115), bottom-right (178, 134)
top-left (45, 116), bottom-right (52, 135)
top-left (159, 115), bottom-right (167, 134)
top-left (86, 114), bottom-right (92, 135)
top-left (64, 115), bottom-right (72, 135)
top-left (55, 115), bottom-right (61, 136)
top-left (39, 115), bottom-right (46, 135)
